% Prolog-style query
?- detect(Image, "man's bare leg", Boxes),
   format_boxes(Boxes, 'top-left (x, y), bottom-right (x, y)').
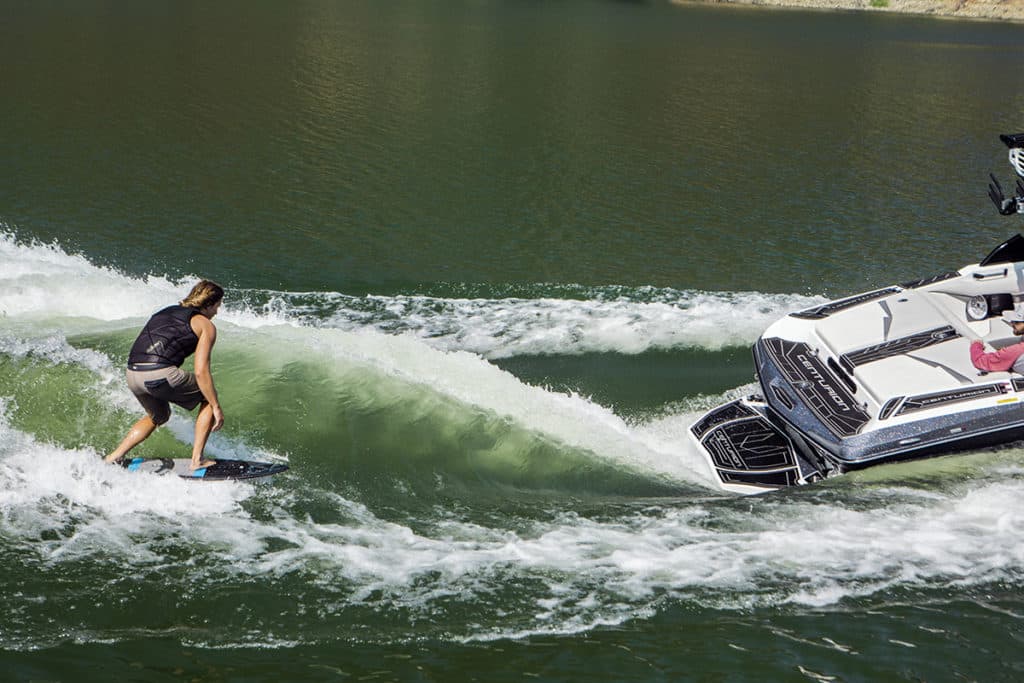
top-left (105, 416), bottom-right (159, 464)
top-left (191, 402), bottom-right (217, 470)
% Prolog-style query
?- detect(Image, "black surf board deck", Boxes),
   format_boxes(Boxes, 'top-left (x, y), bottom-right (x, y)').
top-left (121, 457), bottom-right (288, 481)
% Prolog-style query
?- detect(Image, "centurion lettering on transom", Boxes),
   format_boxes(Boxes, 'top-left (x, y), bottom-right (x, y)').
top-left (761, 337), bottom-right (870, 438)
top-left (796, 353), bottom-right (852, 413)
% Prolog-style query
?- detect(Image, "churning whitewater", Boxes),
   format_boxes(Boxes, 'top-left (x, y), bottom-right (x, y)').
top-left (3, 228), bottom-right (1024, 650)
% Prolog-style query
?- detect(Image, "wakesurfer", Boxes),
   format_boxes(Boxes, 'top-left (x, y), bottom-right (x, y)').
top-left (105, 280), bottom-right (225, 470)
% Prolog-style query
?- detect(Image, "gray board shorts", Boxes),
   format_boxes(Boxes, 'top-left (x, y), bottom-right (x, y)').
top-left (126, 366), bottom-right (204, 425)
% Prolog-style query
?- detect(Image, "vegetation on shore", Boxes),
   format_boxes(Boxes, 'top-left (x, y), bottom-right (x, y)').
top-left (674, 0), bottom-right (1024, 22)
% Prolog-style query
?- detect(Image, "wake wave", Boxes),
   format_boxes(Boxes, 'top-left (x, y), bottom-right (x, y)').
top-left (2, 229), bottom-right (1023, 646)
top-left (0, 228), bottom-right (824, 358)
top-left (0, 321), bottom-right (716, 494)
top-left (2, 396), bottom-right (1022, 647)
top-left (0, 227), bottom-right (804, 492)
top-left (234, 287), bottom-right (824, 358)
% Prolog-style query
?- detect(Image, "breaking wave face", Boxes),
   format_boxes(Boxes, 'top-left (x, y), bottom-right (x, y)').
top-left (5, 227), bottom-right (1024, 648)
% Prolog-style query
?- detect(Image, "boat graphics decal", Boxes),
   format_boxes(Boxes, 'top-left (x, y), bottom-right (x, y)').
top-left (691, 400), bottom-right (758, 440)
top-left (900, 271), bottom-right (961, 289)
top-left (760, 337), bottom-right (870, 438)
top-left (840, 325), bottom-right (960, 370)
top-left (896, 384), bottom-right (1006, 416)
top-left (790, 287), bottom-right (902, 320)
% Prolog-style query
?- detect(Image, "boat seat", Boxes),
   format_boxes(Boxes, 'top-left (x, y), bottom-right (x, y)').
top-left (814, 288), bottom-right (1007, 407)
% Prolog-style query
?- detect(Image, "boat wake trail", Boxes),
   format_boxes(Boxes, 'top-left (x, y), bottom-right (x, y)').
top-left (231, 285), bottom-right (826, 359)
top-left (2, 229), bottom-right (1024, 647)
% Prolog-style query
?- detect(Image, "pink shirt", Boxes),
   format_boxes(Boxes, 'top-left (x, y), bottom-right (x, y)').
top-left (970, 339), bottom-right (1024, 372)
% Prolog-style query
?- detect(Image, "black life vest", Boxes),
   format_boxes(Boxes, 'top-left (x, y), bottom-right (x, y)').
top-left (127, 305), bottom-right (200, 367)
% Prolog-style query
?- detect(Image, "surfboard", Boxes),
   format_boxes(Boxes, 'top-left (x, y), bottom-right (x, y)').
top-left (120, 457), bottom-right (288, 481)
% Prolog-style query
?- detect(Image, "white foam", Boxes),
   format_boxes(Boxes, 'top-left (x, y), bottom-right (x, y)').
top-left (0, 230), bottom-right (292, 329)
top-left (250, 288), bottom-right (827, 358)
top-left (0, 231), bottom-right (180, 321)
top-left (0, 229), bottom-right (825, 355)
top-left (211, 474), bottom-right (1024, 641)
top-left (342, 290), bottom-right (825, 358)
top-left (0, 402), bottom-right (255, 565)
top-left (5, 390), bottom-right (1024, 643)
top-left (0, 332), bottom-right (121, 381)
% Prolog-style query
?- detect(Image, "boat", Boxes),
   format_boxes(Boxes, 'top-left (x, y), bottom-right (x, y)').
top-left (690, 133), bottom-right (1024, 494)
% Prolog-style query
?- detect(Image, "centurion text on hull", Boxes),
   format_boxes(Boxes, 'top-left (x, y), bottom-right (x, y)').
top-left (691, 133), bottom-right (1024, 494)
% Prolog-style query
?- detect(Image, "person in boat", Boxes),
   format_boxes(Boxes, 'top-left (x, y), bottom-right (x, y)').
top-left (105, 280), bottom-right (225, 470)
top-left (970, 306), bottom-right (1024, 373)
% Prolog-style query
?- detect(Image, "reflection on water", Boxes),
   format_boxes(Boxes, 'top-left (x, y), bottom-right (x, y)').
top-left (3, 1), bottom-right (1024, 294)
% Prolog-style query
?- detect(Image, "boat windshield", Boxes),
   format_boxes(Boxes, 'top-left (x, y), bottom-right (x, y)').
top-left (979, 234), bottom-right (1024, 266)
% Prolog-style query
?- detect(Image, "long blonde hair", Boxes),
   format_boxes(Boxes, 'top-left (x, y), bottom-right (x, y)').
top-left (180, 279), bottom-right (224, 310)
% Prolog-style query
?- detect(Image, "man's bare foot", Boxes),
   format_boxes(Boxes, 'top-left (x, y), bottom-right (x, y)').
top-left (104, 453), bottom-right (125, 464)
top-left (190, 459), bottom-right (216, 470)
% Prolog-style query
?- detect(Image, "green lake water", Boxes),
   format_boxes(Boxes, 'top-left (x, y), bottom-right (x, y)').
top-left (3, 0), bottom-right (1024, 680)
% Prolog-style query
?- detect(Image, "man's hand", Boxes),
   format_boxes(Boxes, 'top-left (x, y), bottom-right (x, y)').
top-left (211, 404), bottom-right (225, 432)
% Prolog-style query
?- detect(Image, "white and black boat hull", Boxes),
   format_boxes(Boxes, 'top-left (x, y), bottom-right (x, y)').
top-left (690, 232), bottom-right (1024, 495)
